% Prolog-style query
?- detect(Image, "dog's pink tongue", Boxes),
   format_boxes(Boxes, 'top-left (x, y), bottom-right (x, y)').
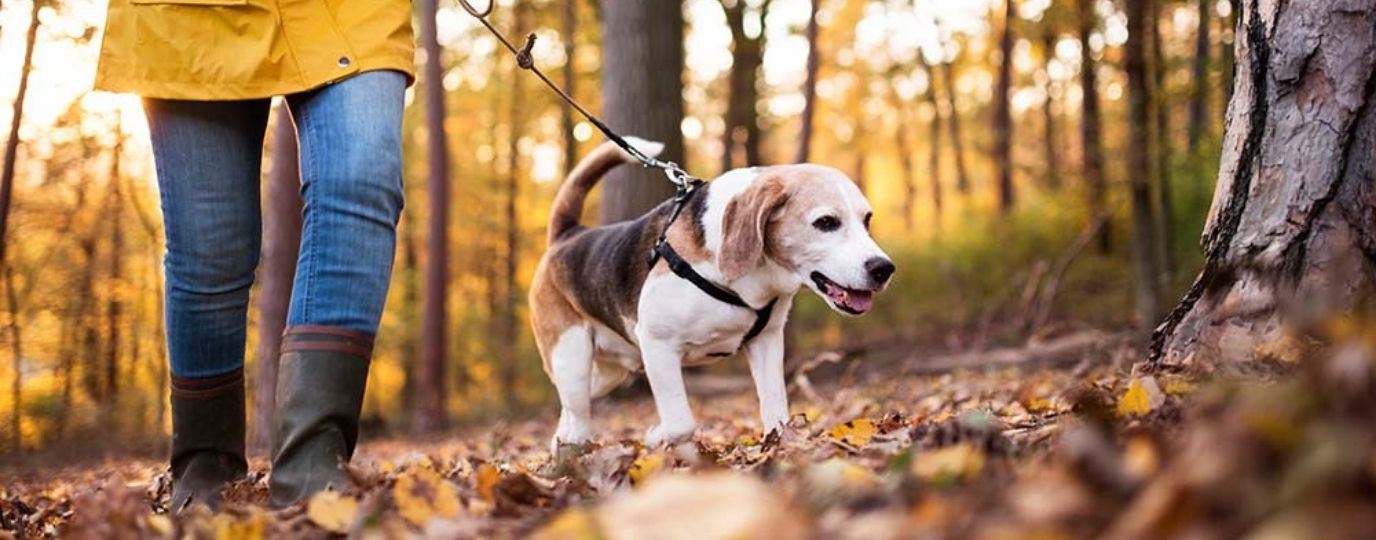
top-left (845, 290), bottom-right (874, 313)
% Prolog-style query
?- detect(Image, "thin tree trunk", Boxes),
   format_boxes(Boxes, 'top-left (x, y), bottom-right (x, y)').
top-left (252, 103), bottom-right (302, 452)
top-left (600, 0), bottom-right (684, 223)
top-left (720, 0), bottom-right (772, 172)
top-left (940, 61), bottom-right (972, 195)
top-left (1151, 0), bottom-right (1175, 283)
top-left (895, 114), bottom-right (918, 231)
top-left (1078, 0), bottom-right (1109, 253)
top-left (1187, 0), bottom-right (1212, 154)
top-left (917, 51), bottom-right (944, 224)
top-left (1126, 0), bottom-right (1162, 331)
top-left (416, 0), bottom-right (449, 433)
top-left (501, 0), bottom-right (529, 408)
top-left (993, 0), bottom-right (1016, 213)
top-left (5, 265), bottom-right (22, 453)
top-left (0, 0), bottom-right (40, 275)
top-left (1040, 29), bottom-right (1062, 191)
top-left (561, 0), bottom-right (578, 178)
top-left (104, 141), bottom-right (124, 416)
top-left (1154, 0), bottom-right (1376, 365)
top-left (796, 0), bottom-right (821, 164)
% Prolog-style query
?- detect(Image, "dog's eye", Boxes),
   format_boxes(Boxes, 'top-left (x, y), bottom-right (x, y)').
top-left (812, 215), bottom-right (841, 232)
top-left (863, 213), bottom-right (872, 230)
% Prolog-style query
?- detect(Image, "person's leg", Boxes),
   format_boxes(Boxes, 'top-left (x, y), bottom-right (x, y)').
top-left (144, 97), bottom-right (271, 511)
top-left (269, 70), bottom-right (406, 506)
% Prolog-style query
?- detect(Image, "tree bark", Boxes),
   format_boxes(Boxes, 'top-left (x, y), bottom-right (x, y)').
top-left (940, 61), bottom-right (973, 195)
top-left (600, 0), bottom-right (684, 223)
top-left (1154, 0), bottom-right (1376, 365)
top-left (1077, 0), bottom-right (1109, 253)
top-left (720, 0), bottom-right (771, 172)
top-left (796, 0), bottom-right (821, 164)
top-left (1125, 0), bottom-right (1162, 331)
top-left (416, 0), bottom-right (449, 433)
top-left (252, 103), bottom-right (302, 452)
top-left (1187, 0), bottom-right (1212, 154)
top-left (993, 0), bottom-right (1016, 213)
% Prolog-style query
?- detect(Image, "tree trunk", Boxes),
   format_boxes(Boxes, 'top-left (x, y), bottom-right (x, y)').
top-left (600, 0), bottom-right (684, 223)
top-left (1150, 0), bottom-right (1175, 284)
top-left (103, 140), bottom-right (124, 415)
top-left (1125, 0), bottom-right (1163, 331)
top-left (940, 61), bottom-right (973, 195)
top-left (795, 0), bottom-right (821, 164)
top-left (993, 0), bottom-right (1016, 213)
top-left (416, 0), bottom-right (449, 433)
top-left (720, 0), bottom-right (771, 173)
top-left (5, 264), bottom-right (21, 453)
top-left (0, 0), bottom-right (40, 277)
top-left (501, 0), bottom-right (529, 408)
top-left (917, 52), bottom-right (944, 225)
top-left (561, 0), bottom-right (578, 178)
top-left (895, 109), bottom-right (918, 231)
top-left (1154, 0), bottom-right (1376, 365)
top-left (1040, 29), bottom-right (1062, 191)
top-left (1077, 0), bottom-right (1110, 253)
top-left (1187, 0), bottom-right (1212, 154)
top-left (252, 103), bottom-right (302, 452)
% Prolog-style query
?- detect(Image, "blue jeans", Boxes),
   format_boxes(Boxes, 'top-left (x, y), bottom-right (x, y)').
top-left (145, 70), bottom-right (406, 378)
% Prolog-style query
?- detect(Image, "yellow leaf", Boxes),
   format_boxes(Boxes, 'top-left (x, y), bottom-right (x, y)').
top-left (306, 490), bottom-right (358, 534)
top-left (475, 464), bottom-right (501, 503)
top-left (802, 407), bottom-right (821, 423)
top-left (529, 508), bottom-right (602, 540)
top-left (829, 418), bottom-right (878, 447)
top-left (912, 443), bottom-right (985, 483)
top-left (144, 515), bottom-right (173, 537)
top-left (1163, 379), bottom-right (1196, 395)
top-left (805, 458), bottom-right (882, 494)
top-left (1116, 377), bottom-right (1163, 417)
top-left (394, 468), bottom-right (463, 528)
top-left (628, 453), bottom-right (665, 486)
top-left (1024, 397), bottom-right (1056, 413)
top-left (212, 510), bottom-right (266, 540)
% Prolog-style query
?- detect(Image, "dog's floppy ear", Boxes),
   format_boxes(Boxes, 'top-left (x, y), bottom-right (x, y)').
top-left (719, 176), bottom-right (788, 281)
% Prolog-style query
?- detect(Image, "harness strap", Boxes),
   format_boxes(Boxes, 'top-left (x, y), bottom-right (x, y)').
top-left (651, 242), bottom-right (778, 348)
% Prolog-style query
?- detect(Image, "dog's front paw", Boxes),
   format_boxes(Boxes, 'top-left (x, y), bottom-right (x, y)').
top-left (645, 423), bottom-right (695, 447)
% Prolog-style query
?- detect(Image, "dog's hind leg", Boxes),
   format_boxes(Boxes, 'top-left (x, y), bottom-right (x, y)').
top-left (550, 325), bottom-right (595, 450)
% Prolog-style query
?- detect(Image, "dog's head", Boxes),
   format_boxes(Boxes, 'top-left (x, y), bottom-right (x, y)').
top-left (718, 165), bottom-right (894, 316)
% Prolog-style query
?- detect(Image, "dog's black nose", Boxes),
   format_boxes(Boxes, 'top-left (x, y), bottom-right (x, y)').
top-left (866, 257), bottom-right (895, 284)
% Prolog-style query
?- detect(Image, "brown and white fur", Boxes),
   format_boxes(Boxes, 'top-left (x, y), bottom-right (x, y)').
top-left (530, 138), bottom-right (894, 448)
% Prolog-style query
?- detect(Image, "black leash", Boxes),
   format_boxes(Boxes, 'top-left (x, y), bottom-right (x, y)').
top-left (461, 0), bottom-right (776, 348)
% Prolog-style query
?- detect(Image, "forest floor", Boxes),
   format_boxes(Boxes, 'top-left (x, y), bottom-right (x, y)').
top-left (5, 330), bottom-right (1376, 539)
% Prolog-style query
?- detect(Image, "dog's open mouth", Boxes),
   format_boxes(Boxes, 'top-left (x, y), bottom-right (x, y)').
top-left (811, 271), bottom-right (876, 315)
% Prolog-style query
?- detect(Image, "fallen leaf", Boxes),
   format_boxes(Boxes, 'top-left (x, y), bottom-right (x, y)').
top-left (595, 472), bottom-right (808, 540)
top-left (529, 507), bottom-right (602, 540)
top-left (393, 467), bottom-right (462, 528)
top-left (829, 418), bottom-right (878, 447)
top-left (475, 464), bottom-right (501, 503)
top-left (913, 443), bottom-right (985, 484)
top-left (306, 490), bottom-right (358, 534)
top-left (627, 453), bottom-right (665, 487)
top-left (1116, 377), bottom-right (1164, 417)
top-left (211, 510), bottom-right (267, 540)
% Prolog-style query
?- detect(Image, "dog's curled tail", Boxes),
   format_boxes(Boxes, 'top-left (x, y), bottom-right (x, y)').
top-left (546, 137), bottom-right (665, 245)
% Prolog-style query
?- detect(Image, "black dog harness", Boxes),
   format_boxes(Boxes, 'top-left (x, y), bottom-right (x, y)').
top-left (647, 182), bottom-right (778, 350)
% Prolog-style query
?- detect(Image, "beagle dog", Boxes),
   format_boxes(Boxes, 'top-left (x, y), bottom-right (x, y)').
top-left (529, 138), bottom-right (894, 448)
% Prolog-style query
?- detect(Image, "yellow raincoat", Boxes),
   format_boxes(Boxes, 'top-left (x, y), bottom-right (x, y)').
top-left (95, 0), bottom-right (415, 100)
